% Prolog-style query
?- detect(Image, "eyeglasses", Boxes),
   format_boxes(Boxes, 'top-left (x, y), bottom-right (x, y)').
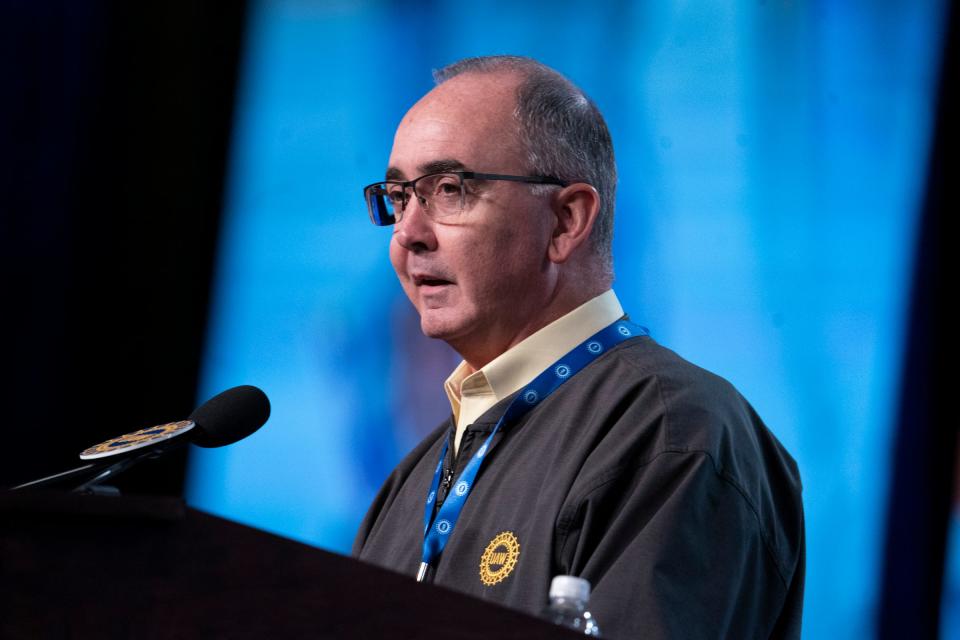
top-left (362, 171), bottom-right (568, 226)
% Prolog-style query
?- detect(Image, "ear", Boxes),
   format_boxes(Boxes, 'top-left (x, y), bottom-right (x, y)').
top-left (547, 183), bottom-right (601, 264)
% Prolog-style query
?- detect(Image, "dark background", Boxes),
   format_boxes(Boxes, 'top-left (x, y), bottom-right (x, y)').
top-left (0, 1), bottom-right (247, 494)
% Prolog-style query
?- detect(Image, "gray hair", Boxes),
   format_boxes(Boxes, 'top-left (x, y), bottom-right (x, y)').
top-left (434, 56), bottom-right (616, 279)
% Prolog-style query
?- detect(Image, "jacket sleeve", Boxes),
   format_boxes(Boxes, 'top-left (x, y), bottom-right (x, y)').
top-left (554, 450), bottom-right (797, 640)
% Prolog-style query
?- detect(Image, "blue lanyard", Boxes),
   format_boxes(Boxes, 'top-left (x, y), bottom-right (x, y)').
top-left (417, 319), bottom-right (649, 581)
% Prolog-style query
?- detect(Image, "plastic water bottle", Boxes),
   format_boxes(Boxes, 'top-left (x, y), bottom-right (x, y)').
top-left (540, 575), bottom-right (601, 636)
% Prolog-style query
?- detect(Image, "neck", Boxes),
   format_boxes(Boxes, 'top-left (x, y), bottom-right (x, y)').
top-left (453, 278), bottom-right (608, 370)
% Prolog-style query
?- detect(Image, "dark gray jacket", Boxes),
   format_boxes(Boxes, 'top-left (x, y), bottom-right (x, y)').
top-left (354, 336), bottom-right (804, 639)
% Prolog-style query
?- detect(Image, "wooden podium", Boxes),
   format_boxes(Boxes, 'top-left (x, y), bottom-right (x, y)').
top-left (0, 492), bottom-right (579, 638)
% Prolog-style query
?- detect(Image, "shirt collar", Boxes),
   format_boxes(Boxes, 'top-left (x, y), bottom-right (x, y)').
top-left (443, 289), bottom-right (624, 419)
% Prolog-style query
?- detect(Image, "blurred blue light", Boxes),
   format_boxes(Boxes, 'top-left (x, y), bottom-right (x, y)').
top-left (186, 1), bottom-right (947, 636)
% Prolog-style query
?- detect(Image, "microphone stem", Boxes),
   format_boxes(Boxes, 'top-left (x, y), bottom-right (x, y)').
top-left (72, 439), bottom-right (184, 494)
top-left (9, 463), bottom-right (100, 491)
top-left (72, 456), bottom-right (143, 493)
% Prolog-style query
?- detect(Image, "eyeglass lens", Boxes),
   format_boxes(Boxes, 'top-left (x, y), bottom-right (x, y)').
top-left (366, 173), bottom-right (466, 226)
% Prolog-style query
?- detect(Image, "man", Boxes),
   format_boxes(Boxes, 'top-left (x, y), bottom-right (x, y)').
top-left (353, 56), bottom-right (804, 639)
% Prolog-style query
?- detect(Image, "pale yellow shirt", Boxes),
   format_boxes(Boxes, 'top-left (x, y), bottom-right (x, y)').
top-left (444, 289), bottom-right (624, 455)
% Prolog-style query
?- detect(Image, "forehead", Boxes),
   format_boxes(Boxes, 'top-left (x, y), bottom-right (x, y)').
top-left (387, 72), bottom-right (527, 179)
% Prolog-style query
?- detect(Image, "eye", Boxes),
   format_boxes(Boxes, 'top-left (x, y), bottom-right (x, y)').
top-left (432, 176), bottom-right (461, 197)
top-left (385, 185), bottom-right (406, 204)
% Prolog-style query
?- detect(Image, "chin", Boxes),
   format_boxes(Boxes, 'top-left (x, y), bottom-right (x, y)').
top-left (418, 309), bottom-right (473, 343)
top-left (418, 316), bottom-right (457, 341)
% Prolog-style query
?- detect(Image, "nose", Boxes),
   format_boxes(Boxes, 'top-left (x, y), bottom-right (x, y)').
top-left (393, 195), bottom-right (437, 253)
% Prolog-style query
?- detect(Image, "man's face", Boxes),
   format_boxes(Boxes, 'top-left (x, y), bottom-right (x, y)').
top-left (387, 72), bottom-right (557, 366)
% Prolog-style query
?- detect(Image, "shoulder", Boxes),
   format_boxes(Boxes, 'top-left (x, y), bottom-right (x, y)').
top-left (351, 419), bottom-right (449, 556)
top-left (367, 419), bottom-right (449, 503)
top-left (590, 337), bottom-right (798, 476)
top-left (614, 337), bottom-right (749, 424)
top-left (565, 336), bottom-right (804, 583)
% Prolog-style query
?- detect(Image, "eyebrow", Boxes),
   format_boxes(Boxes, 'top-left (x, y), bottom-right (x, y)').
top-left (385, 158), bottom-right (468, 182)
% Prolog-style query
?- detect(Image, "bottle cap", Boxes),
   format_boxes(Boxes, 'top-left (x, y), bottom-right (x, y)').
top-left (549, 575), bottom-right (591, 602)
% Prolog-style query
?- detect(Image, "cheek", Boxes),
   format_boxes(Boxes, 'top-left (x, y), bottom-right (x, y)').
top-left (494, 216), bottom-right (548, 268)
top-left (389, 236), bottom-right (406, 277)
top-left (389, 238), bottom-right (417, 299)
top-left (467, 229), bottom-right (544, 298)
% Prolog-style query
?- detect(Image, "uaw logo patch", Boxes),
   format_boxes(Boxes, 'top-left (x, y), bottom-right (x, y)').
top-left (479, 531), bottom-right (520, 586)
top-left (79, 420), bottom-right (195, 460)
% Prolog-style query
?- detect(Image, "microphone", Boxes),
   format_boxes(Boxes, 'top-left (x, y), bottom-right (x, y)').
top-left (189, 384), bottom-right (271, 448)
top-left (78, 385), bottom-right (271, 459)
top-left (9, 386), bottom-right (270, 492)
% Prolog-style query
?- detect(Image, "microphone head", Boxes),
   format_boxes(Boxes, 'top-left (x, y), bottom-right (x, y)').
top-left (189, 385), bottom-right (270, 448)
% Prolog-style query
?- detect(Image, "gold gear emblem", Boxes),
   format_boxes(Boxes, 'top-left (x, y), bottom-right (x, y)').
top-left (479, 531), bottom-right (520, 586)
top-left (79, 420), bottom-right (195, 459)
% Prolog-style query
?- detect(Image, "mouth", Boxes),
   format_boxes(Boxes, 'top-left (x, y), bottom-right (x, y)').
top-left (412, 273), bottom-right (454, 288)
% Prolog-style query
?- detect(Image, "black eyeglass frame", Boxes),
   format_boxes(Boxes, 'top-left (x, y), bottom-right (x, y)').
top-left (363, 171), bottom-right (569, 226)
